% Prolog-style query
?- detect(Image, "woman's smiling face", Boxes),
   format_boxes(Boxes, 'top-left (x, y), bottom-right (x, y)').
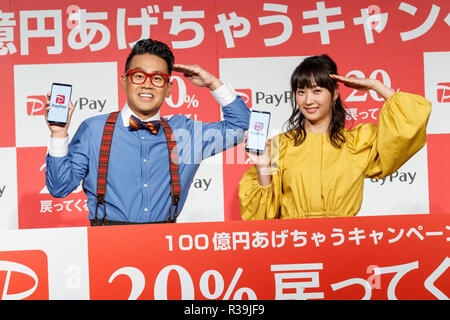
top-left (296, 79), bottom-right (338, 132)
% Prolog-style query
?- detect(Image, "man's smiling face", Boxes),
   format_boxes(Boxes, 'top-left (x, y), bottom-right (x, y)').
top-left (120, 53), bottom-right (172, 120)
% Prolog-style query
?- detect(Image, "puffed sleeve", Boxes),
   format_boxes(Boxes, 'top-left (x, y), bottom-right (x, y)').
top-left (239, 166), bottom-right (282, 220)
top-left (239, 135), bottom-right (287, 220)
top-left (347, 91), bottom-right (431, 179)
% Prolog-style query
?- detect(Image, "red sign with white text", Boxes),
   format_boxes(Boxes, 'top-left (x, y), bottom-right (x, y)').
top-left (87, 214), bottom-right (449, 300)
top-left (16, 147), bottom-right (89, 229)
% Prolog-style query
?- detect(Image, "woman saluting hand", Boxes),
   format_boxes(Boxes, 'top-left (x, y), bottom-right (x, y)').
top-left (239, 54), bottom-right (431, 220)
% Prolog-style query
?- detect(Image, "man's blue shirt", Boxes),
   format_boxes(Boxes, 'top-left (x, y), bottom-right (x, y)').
top-left (45, 96), bottom-right (250, 222)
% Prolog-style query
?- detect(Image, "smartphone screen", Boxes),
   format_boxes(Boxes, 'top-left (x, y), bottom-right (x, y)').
top-left (246, 110), bottom-right (271, 153)
top-left (47, 83), bottom-right (72, 125)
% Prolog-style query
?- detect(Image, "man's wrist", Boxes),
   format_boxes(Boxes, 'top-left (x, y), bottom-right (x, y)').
top-left (207, 78), bottom-right (223, 91)
top-left (210, 83), bottom-right (238, 107)
top-left (50, 130), bottom-right (68, 139)
top-left (48, 134), bottom-right (69, 157)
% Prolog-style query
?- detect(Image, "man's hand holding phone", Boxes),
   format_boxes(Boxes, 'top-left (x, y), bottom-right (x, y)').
top-left (45, 92), bottom-right (75, 138)
top-left (45, 83), bottom-right (75, 138)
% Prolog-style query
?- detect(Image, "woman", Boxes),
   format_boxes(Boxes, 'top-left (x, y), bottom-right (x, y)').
top-left (239, 54), bottom-right (431, 219)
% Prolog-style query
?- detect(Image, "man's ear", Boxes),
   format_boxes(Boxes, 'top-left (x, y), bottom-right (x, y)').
top-left (165, 80), bottom-right (173, 98)
top-left (120, 75), bottom-right (127, 92)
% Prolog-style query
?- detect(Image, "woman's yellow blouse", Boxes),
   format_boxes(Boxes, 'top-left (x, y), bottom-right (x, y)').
top-left (239, 92), bottom-right (431, 220)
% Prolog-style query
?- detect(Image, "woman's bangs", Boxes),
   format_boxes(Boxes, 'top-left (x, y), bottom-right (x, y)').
top-left (295, 63), bottom-right (335, 91)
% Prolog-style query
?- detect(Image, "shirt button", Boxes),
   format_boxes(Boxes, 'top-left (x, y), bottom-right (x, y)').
top-left (141, 136), bottom-right (145, 140)
top-left (144, 208), bottom-right (148, 212)
top-left (144, 184), bottom-right (148, 188)
top-left (143, 158), bottom-right (147, 162)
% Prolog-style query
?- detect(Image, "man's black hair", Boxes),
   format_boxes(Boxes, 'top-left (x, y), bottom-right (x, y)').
top-left (124, 39), bottom-right (175, 74)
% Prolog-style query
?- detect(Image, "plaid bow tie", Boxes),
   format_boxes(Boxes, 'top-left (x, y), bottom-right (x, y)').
top-left (129, 115), bottom-right (160, 135)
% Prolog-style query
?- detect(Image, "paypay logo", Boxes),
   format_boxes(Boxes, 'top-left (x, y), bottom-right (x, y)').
top-left (26, 95), bottom-right (46, 116)
top-left (254, 121), bottom-right (264, 131)
top-left (436, 82), bottom-right (450, 103)
top-left (0, 250), bottom-right (49, 300)
top-left (370, 170), bottom-right (417, 185)
top-left (235, 89), bottom-right (252, 108)
top-left (255, 90), bottom-right (291, 107)
top-left (55, 95), bottom-right (65, 104)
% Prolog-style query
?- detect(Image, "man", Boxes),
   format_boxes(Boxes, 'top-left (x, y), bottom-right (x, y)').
top-left (45, 38), bottom-right (250, 225)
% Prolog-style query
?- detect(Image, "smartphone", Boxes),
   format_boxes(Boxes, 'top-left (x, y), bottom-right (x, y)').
top-left (245, 110), bottom-right (271, 154)
top-left (47, 83), bottom-right (72, 125)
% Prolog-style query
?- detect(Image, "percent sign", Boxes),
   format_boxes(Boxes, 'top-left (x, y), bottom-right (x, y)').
top-left (199, 268), bottom-right (257, 300)
top-left (184, 94), bottom-right (199, 108)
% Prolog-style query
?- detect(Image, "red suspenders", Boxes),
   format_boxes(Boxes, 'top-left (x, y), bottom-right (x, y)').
top-left (94, 111), bottom-right (181, 225)
top-left (160, 118), bottom-right (181, 222)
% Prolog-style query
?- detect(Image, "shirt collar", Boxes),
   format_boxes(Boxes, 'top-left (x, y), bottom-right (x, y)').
top-left (121, 103), bottom-right (161, 127)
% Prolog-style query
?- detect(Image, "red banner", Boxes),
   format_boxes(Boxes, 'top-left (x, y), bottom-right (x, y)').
top-left (0, 214), bottom-right (448, 300)
top-left (87, 214), bottom-right (449, 300)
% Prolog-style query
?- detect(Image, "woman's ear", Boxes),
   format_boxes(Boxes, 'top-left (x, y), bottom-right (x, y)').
top-left (333, 85), bottom-right (339, 102)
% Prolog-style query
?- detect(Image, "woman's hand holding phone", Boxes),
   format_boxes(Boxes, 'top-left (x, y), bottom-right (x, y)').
top-left (244, 132), bottom-right (272, 186)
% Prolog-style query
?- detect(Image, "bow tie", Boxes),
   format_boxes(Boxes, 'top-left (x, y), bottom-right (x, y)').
top-left (129, 115), bottom-right (160, 135)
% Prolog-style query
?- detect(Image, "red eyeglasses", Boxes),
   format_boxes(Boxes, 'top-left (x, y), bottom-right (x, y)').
top-left (125, 69), bottom-right (170, 88)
